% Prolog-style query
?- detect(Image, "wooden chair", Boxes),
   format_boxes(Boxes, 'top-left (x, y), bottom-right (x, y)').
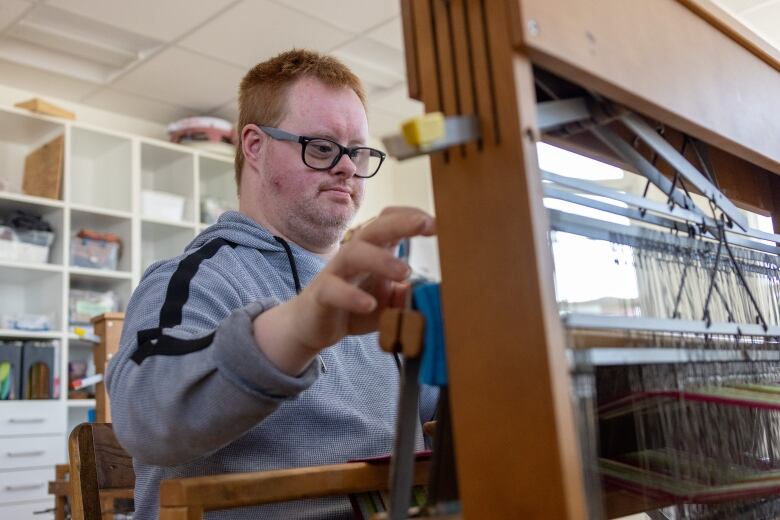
top-left (68, 421), bottom-right (430, 520)
top-left (68, 423), bottom-right (135, 520)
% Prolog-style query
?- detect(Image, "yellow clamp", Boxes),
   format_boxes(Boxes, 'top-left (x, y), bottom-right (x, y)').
top-left (401, 112), bottom-right (445, 147)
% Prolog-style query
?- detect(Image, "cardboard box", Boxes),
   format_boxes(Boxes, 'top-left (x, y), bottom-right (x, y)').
top-left (22, 135), bottom-right (64, 200)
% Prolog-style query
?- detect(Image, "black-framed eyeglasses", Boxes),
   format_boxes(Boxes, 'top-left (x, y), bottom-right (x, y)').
top-left (259, 126), bottom-right (386, 179)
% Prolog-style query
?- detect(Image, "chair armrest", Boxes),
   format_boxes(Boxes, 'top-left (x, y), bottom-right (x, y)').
top-left (160, 460), bottom-right (430, 512)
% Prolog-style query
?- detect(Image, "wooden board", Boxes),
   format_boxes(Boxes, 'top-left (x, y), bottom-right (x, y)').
top-left (22, 134), bottom-right (64, 200)
top-left (516, 0), bottom-right (780, 176)
top-left (160, 460), bottom-right (430, 512)
top-left (15, 98), bottom-right (75, 120)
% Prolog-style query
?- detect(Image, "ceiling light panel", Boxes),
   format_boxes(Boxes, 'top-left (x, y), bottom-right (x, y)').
top-left (0, 5), bottom-right (162, 84)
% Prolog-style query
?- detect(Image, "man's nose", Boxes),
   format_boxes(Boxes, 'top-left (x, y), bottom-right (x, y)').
top-left (330, 152), bottom-right (357, 177)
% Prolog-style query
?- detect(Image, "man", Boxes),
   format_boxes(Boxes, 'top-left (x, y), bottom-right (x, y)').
top-left (107, 49), bottom-right (437, 519)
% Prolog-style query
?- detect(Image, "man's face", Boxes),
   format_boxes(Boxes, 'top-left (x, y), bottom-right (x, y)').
top-left (257, 77), bottom-right (368, 250)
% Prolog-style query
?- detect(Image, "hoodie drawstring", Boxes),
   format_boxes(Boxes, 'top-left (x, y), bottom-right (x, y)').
top-left (273, 236), bottom-right (302, 295)
top-left (274, 235), bottom-right (328, 373)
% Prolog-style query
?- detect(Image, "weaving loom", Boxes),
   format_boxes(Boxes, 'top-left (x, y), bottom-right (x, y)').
top-left (384, 0), bottom-right (780, 518)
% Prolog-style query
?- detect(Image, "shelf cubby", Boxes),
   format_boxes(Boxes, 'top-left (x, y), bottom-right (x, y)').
top-left (0, 266), bottom-right (63, 332)
top-left (0, 110), bottom-right (65, 198)
top-left (141, 142), bottom-right (195, 224)
top-left (69, 127), bottom-right (132, 213)
top-left (199, 155), bottom-right (237, 224)
top-left (69, 208), bottom-right (132, 273)
top-left (141, 220), bottom-right (196, 272)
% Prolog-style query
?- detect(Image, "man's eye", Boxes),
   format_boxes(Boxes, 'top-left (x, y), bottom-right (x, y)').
top-left (309, 142), bottom-right (335, 155)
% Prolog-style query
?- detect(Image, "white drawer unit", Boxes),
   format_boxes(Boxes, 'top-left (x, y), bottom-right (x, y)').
top-left (0, 499), bottom-right (54, 519)
top-left (0, 468), bottom-right (51, 503)
top-left (0, 402), bottom-right (65, 437)
top-left (0, 435), bottom-right (63, 470)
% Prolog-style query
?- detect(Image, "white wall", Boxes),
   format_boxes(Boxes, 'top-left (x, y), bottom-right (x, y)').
top-left (339, 140), bottom-right (435, 227)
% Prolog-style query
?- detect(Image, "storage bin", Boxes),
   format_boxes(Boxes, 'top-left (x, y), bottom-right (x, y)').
top-left (141, 189), bottom-right (186, 221)
top-left (16, 229), bottom-right (54, 247)
top-left (0, 313), bottom-right (53, 331)
top-left (69, 289), bottom-right (119, 325)
top-left (0, 225), bottom-right (52, 264)
top-left (71, 236), bottom-right (119, 270)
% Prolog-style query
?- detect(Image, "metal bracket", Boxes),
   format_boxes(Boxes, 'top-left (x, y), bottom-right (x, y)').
top-left (382, 114), bottom-right (480, 161)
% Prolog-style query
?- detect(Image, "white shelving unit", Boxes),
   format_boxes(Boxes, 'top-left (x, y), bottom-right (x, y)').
top-left (0, 106), bottom-right (237, 517)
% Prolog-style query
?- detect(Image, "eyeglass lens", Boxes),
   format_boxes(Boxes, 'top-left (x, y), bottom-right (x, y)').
top-left (304, 139), bottom-right (382, 177)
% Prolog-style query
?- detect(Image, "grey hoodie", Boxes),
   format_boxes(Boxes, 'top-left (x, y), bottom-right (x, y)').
top-left (106, 210), bottom-right (438, 519)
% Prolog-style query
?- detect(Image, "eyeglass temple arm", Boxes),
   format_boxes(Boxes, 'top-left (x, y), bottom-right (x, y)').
top-left (259, 126), bottom-right (301, 143)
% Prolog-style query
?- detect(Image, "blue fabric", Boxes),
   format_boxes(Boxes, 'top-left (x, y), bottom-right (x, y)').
top-left (413, 282), bottom-right (448, 386)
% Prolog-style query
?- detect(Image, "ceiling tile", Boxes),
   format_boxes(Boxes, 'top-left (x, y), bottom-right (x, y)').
top-left (713, 0), bottom-right (774, 14)
top-left (276, 0), bottom-right (399, 33)
top-left (333, 37), bottom-right (405, 78)
top-left (367, 16), bottom-right (404, 51)
top-left (740, 2), bottom-right (780, 46)
top-left (111, 47), bottom-right (244, 111)
top-left (82, 88), bottom-right (193, 124)
top-left (0, 0), bottom-right (32, 32)
top-left (42, 0), bottom-right (236, 41)
top-left (369, 83), bottom-right (422, 120)
top-left (179, 0), bottom-right (352, 68)
top-left (0, 58), bottom-right (98, 100)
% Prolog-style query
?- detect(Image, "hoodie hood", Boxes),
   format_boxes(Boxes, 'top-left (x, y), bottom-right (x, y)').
top-left (184, 210), bottom-right (326, 295)
top-left (187, 210), bottom-right (286, 253)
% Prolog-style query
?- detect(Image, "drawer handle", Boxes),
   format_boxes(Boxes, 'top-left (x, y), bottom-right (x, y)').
top-left (5, 483), bottom-right (44, 491)
top-left (8, 418), bottom-right (45, 424)
top-left (6, 450), bottom-right (45, 458)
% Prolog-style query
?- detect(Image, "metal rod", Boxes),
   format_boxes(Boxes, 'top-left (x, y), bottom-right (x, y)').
top-left (545, 197), bottom-right (780, 257)
top-left (542, 170), bottom-right (704, 224)
top-left (588, 125), bottom-right (699, 216)
top-left (563, 313), bottom-right (780, 337)
top-left (568, 347), bottom-right (780, 368)
top-left (542, 186), bottom-right (690, 234)
top-left (620, 112), bottom-right (748, 231)
top-left (537, 97), bottom-right (591, 131)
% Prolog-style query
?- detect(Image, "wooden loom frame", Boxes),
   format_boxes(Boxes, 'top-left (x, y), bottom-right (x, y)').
top-left (399, 0), bottom-right (780, 518)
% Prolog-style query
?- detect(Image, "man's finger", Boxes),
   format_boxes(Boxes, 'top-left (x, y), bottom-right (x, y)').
top-left (329, 240), bottom-right (410, 281)
top-left (313, 273), bottom-right (377, 314)
top-left (356, 209), bottom-right (436, 246)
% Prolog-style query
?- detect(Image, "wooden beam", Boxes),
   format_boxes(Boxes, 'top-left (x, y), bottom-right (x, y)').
top-left (160, 461), bottom-right (430, 512)
top-left (517, 0), bottom-right (780, 176)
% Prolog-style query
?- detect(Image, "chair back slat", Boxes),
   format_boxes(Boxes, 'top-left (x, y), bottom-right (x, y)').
top-left (69, 422), bottom-right (135, 520)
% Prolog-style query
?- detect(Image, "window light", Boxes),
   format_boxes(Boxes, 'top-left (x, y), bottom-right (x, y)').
top-left (537, 142), bottom-right (624, 181)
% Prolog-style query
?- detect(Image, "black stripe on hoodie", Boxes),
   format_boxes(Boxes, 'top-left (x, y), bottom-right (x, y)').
top-left (131, 238), bottom-right (237, 364)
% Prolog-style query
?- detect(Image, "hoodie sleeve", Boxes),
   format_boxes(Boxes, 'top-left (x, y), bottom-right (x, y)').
top-left (106, 245), bottom-right (320, 466)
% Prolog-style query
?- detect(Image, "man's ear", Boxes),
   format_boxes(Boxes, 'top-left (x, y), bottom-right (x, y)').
top-left (241, 124), bottom-right (265, 167)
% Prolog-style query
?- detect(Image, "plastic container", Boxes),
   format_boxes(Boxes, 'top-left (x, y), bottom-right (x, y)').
top-left (69, 289), bottom-right (119, 324)
top-left (141, 190), bottom-right (186, 221)
top-left (71, 236), bottom-right (119, 270)
top-left (0, 225), bottom-right (52, 263)
top-left (16, 229), bottom-right (54, 247)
